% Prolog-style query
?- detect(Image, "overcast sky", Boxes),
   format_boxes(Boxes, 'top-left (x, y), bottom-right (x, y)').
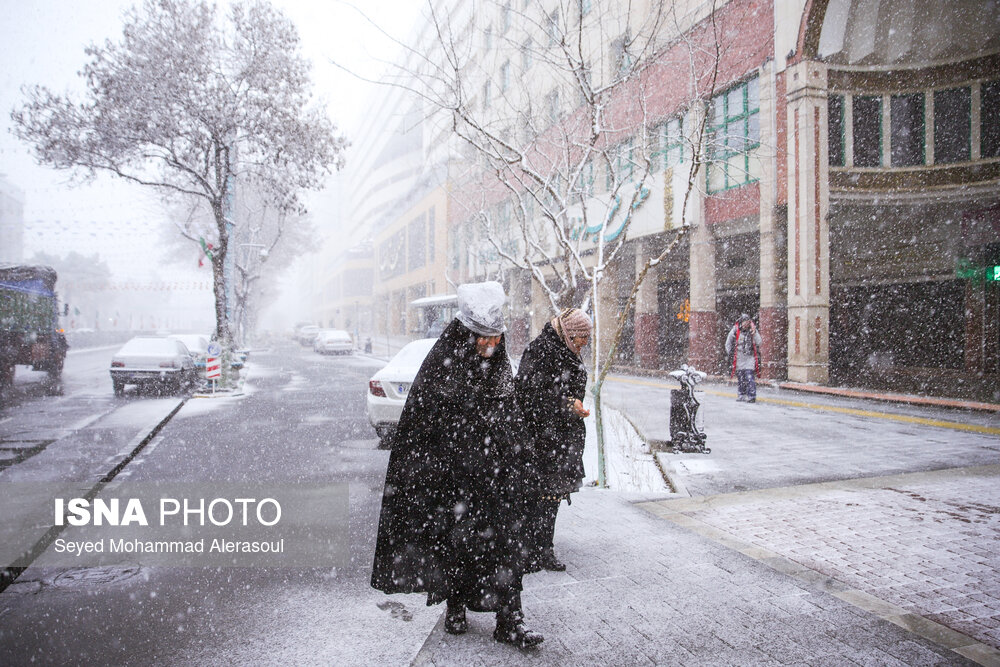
top-left (0, 0), bottom-right (422, 276)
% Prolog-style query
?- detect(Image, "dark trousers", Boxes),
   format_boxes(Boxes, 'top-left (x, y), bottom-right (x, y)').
top-left (736, 369), bottom-right (757, 400)
top-left (529, 498), bottom-right (560, 560)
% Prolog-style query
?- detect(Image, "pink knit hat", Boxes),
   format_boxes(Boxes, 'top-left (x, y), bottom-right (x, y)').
top-left (552, 308), bottom-right (592, 348)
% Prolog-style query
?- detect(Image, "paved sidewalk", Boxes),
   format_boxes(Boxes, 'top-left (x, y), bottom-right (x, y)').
top-left (351, 345), bottom-right (1000, 664)
top-left (640, 465), bottom-right (1000, 661)
top-left (600, 376), bottom-right (1000, 496)
top-left (411, 488), bottom-right (977, 666)
top-left (403, 373), bottom-right (1000, 665)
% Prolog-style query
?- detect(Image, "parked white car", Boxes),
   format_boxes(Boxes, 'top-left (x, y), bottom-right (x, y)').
top-left (296, 325), bottom-right (320, 346)
top-left (110, 336), bottom-right (198, 397)
top-left (168, 333), bottom-right (209, 369)
top-left (314, 329), bottom-right (354, 355)
top-left (366, 338), bottom-right (437, 446)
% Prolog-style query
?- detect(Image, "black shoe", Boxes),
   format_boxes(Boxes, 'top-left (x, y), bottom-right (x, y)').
top-left (747, 398), bottom-right (756, 403)
top-left (537, 552), bottom-right (567, 572)
top-left (494, 610), bottom-right (543, 648)
top-left (445, 604), bottom-right (467, 635)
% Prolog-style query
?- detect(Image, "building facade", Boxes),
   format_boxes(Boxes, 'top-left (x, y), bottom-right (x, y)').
top-left (330, 0), bottom-right (999, 400)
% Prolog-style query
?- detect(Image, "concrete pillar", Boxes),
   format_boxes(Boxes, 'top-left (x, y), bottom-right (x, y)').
top-left (785, 60), bottom-right (831, 383)
top-left (687, 182), bottom-right (717, 371)
top-left (634, 240), bottom-right (660, 369)
top-left (758, 60), bottom-right (787, 380)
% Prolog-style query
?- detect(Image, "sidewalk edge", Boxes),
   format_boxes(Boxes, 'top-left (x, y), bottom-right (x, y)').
top-left (610, 407), bottom-right (687, 498)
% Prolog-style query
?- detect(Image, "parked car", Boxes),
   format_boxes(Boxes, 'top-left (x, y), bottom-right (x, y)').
top-left (109, 336), bottom-right (198, 397)
top-left (296, 325), bottom-right (320, 346)
top-left (168, 333), bottom-right (209, 369)
top-left (366, 338), bottom-right (437, 446)
top-left (314, 329), bottom-right (354, 355)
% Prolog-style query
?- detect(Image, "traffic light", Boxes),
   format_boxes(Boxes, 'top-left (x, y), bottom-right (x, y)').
top-left (988, 265), bottom-right (1000, 282)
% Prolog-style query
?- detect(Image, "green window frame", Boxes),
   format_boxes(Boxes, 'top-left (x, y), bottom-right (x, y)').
top-left (706, 77), bottom-right (760, 193)
top-left (606, 139), bottom-right (634, 188)
top-left (653, 117), bottom-right (684, 172)
top-left (852, 94), bottom-right (882, 168)
top-left (983, 79), bottom-right (1000, 159)
top-left (576, 158), bottom-right (595, 196)
top-left (890, 92), bottom-right (925, 167)
top-left (828, 94), bottom-right (845, 167)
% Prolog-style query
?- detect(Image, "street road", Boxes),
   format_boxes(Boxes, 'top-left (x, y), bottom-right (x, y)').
top-left (0, 342), bottom-right (439, 665)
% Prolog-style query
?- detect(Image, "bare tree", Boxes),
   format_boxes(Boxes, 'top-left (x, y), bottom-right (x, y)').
top-left (11, 0), bottom-right (346, 376)
top-left (343, 0), bottom-right (769, 483)
top-left (403, 0), bottom-right (736, 484)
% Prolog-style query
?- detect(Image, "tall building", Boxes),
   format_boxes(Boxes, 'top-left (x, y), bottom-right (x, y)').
top-left (0, 175), bottom-right (25, 263)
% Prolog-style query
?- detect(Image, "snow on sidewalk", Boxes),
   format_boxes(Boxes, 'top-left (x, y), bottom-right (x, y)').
top-left (580, 398), bottom-right (671, 494)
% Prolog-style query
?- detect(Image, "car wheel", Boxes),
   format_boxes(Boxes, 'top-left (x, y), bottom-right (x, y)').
top-left (113, 379), bottom-right (125, 397)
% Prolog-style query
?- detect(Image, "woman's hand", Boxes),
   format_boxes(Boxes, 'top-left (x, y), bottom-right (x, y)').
top-left (571, 398), bottom-right (590, 418)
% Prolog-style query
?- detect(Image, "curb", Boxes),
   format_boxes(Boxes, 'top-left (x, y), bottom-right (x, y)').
top-left (778, 381), bottom-right (1000, 413)
top-left (608, 406), bottom-right (687, 497)
top-left (638, 469), bottom-right (1000, 667)
top-left (607, 366), bottom-right (1000, 414)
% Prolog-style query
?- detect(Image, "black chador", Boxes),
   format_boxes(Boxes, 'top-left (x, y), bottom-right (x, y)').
top-left (371, 320), bottom-right (533, 614)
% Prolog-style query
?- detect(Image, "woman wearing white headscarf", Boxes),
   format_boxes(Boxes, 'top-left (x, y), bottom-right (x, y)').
top-left (371, 281), bottom-right (543, 648)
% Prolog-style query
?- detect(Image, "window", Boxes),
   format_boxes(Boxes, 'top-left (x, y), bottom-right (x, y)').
top-left (606, 140), bottom-right (634, 188)
top-left (934, 87), bottom-right (971, 164)
top-left (853, 95), bottom-right (881, 168)
top-left (706, 77), bottom-right (760, 192)
top-left (484, 25), bottom-right (493, 51)
top-left (408, 215), bottom-right (426, 271)
top-left (482, 81), bottom-right (492, 110)
top-left (654, 117), bottom-right (684, 171)
top-left (579, 0), bottom-right (592, 16)
top-left (890, 93), bottom-right (924, 167)
top-left (428, 206), bottom-right (435, 262)
top-left (611, 34), bottom-right (632, 77)
top-left (500, 61), bottom-right (511, 93)
top-left (617, 139), bottom-right (634, 183)
top-left (521, 38), bottom-right (533, 71)
top-left (578, 158), bottom-right (595, 196)
top-left (548, 9), bottom-right (559, 46)
top-left (983, 80), bottom-right (1000, 159)
top-left (828, 95), bottom-right (845, 167)
top-left (501, 1), bottom-right (512, 34)
top-left (545, 89), bottom-right (559, 124)
top-left (450, 230), bottom-right (460, 270)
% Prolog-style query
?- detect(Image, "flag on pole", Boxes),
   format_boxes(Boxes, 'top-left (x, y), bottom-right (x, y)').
top-left (198, 238), bottom-right (215, 267)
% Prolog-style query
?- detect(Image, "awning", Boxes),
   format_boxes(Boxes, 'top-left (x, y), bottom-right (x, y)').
top-left (409, 294), bottom-right (458, 308)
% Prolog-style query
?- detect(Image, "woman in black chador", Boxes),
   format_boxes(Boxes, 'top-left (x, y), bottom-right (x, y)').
top-left (515, 307), bottom-right (591, 572)
top-left (371, 281), bottom-right (543, 649)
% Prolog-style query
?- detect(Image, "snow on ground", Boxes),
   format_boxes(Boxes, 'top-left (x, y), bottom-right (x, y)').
top-left (581, 397), bottom-right (671, 494)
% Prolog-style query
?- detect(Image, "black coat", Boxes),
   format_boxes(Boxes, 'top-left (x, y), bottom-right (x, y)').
top-left (515, 322), bottom-right (588, 496)
top-left (370, 320), bottom-right (532, 611)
